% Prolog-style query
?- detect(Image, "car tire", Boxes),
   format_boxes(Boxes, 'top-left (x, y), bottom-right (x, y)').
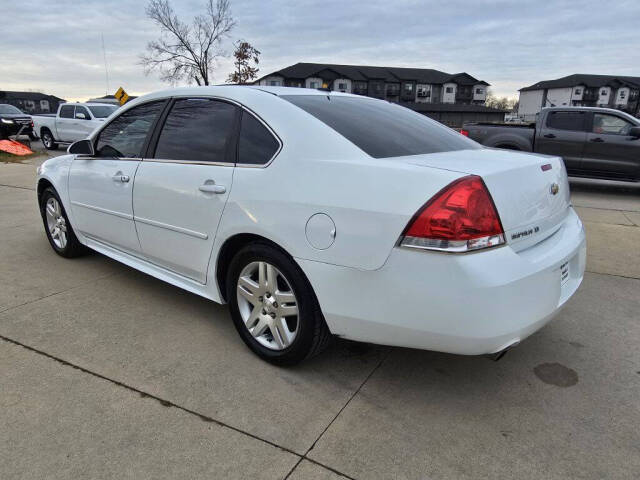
top-left (41, 129), bottom-right (58, 150)
top-left (226, 242), bottom-right (331, 365)
top-left (39, 187), bottom-right (87, 258)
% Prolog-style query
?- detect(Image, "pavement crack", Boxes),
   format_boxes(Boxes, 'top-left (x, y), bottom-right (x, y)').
top-left (0, 183), bottom-right (36, 191)
top-left (0, 271), bottom-right (122, 315)
top-left (0, 333), bottom-right (358, 480)
top-left (585, 269), bottom-right (640, 281)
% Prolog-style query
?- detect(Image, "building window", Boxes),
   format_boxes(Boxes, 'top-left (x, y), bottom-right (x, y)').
top-left (417, 85), bottom-right (430, 97)
top-left (338, 82), bottom-right (347, 90)
top-left (619, 90), bottom-right (626, 100)
top-left (630, 90), bottom-right (638, 100)
top-left (445, 87), bottom-right (453, 94)
top-left (352, 82), bottom-right (367, 95)
top-left (268, 80), bottom-right (281, 86)
top-left (475, 88), bottom-right (484, 95)
top-left (404, 83), bottom-right (413, 92)
top-left (574, 89), bottom-right (581, 95)
top-left (40, 100), bottom-right (50, 112)
top-left (386, 84), bottom-right (399, 96)
top-left (309, 81), bottom-right (319, 89)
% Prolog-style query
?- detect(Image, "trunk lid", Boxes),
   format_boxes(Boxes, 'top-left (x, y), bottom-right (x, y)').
top-left (401, 148), bottom-right (571, 251)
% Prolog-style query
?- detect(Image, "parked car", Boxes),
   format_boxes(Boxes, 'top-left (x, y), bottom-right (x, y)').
top-left (0, 104), bottom-right (35, 140)
top-left (36, 86), bottom-right (586, 364)
top-left (32, 102), bottom-right (118, 150)
top-left (462, 106), bottom-right (640, 182)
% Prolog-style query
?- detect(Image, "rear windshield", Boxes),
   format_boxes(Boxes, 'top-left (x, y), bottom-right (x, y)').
top-left (281, 95), bottom-right (480, 158)
top-left (88, 105), bottom-right (118, 118)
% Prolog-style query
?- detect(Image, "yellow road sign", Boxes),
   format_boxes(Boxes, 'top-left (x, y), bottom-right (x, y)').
top-left (114, 87), bottom-right (129, 106)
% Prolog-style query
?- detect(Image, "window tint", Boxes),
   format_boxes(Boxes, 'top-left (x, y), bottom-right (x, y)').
top-left (545, 111), bottom-right (586, 131)
top-left (59, 105), bottom-right (74, 118)
top-left (95, 101), bottom-right (164, 158)
top-left (282, 95), bottom-right (480, 158)
top-left (592, 113), bottom-right (633, 135)
top-left (75, 106), bottom-right (90, 119)
top-left (154, 98), bottom-right (236, 162)
top-left (238, 112), bottom-right (279, 165)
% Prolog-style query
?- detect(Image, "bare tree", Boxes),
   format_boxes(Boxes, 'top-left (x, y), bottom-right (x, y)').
top-left (485, 88), bottom-right (517, 111)
top-left (227, 40), bottom-right (260, 84)
top-left (141, 0), bottom-right (235, 86)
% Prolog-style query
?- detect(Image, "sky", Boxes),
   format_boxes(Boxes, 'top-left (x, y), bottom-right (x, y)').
top-left (2, 0), bottom-right (639, 102)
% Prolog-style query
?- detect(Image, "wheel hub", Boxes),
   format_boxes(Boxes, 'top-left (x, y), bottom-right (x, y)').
top-left (236, 261), bottom-right (299, 351)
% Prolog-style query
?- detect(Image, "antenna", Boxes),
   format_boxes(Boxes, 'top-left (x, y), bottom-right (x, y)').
top-left (101, 33), bottom-right (110, 95)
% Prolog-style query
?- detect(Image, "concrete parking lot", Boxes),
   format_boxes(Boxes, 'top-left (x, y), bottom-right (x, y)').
top-left (1, 155), bottom-right (639, 479)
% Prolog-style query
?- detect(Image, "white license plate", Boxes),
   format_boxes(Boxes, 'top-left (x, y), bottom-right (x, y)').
top-left (560, 261), bottom-right (570, 286)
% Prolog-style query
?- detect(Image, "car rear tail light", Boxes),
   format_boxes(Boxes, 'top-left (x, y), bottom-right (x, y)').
top-left (459, 129), bottom-right (469, 136)
top-left (400, 175), bottom-right (505, 253)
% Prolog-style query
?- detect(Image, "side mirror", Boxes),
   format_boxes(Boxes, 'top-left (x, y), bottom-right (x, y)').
top-left (68, 139), bottom-right (95, 156)
top-left (629, 126), bottom-right (640, 138)
top-left (76, 112), bottom-right (87, 120)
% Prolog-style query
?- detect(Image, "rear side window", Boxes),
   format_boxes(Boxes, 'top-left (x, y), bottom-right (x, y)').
top-left (281, 95), bottom-right (479, 158)
top-left (95, 101), bottom-right (164, 158)
top-left (238, 112), bottom-right (280, 165)
top-left (545, 111), bottom-right (586, 131)
top-left (154, 98), bottom-right (237, 163)
top-left (59, 105), bottom-right (74, 118)
top-left (75, 106), bottom-right (90, 119)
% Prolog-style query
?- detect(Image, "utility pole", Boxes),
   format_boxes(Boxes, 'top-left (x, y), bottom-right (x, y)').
top-left (101, 33), bottom-right (110, 96)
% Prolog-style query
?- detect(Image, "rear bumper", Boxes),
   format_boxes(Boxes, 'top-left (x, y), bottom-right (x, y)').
top-left (297, 207), bottom-right (586, 355)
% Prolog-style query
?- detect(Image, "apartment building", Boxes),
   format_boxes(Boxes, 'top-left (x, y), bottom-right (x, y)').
top-left (255, 63), bottom-right (490, 105)
top-left (518, 74), bottom-right (640, 120)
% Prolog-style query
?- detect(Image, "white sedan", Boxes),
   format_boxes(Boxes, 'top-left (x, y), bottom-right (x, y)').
top-left (36, 86), bottom-right (586, 364)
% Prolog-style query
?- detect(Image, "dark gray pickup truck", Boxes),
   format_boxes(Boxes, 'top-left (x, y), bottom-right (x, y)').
top-left (463, 107), bottom-right (640, 182)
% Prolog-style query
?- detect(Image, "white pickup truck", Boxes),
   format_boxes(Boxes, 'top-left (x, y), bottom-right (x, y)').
top-left (33, 102), bottom-right (118, 150)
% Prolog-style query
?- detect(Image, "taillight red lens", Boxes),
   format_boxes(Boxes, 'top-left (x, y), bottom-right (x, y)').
top-left (459, 129), bottom-right (469, 136)
top-left (401, 175), bottom-right (505, 252)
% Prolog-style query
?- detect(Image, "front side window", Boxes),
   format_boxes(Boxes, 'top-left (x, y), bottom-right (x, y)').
top-left (592, 113), bottom-right (633, 135)
top-left (282, 95), bottom-right (480, 159)
top-left (59, 105), bottom-right (74, 118)
top-left (545, 111), bottom-right (586, 131)
top-left (154, 98), bottom-right (237, 162)
top-left (237, 112), bottom-right (279, 165)
top-left (95, 101), bottom-right (164, 158)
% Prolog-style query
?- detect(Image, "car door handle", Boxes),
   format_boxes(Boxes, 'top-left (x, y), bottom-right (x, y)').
top-left (199, 183), bottom-right (226, 194)
top-left (590, 137), bottom-right (604, 143)
top-left (112, 173), bottom-right (130, 183)
top-left (543, 134), bottom-right (556, 138)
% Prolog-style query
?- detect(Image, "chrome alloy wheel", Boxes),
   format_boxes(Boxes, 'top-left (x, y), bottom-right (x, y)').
top-left (42, 132), bottom-right (53, 148)
top-left (236, 261), bottom-right (299, 350)
top-left (45, 197), bottom-right (67, 249)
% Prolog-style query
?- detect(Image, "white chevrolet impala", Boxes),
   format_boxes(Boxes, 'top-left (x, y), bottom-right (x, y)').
top-left (36, 86), bottom-right (586, 364)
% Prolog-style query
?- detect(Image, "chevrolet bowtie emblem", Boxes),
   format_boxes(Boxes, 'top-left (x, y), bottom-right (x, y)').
top-left (550, 183), bottom-right (560, 195)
